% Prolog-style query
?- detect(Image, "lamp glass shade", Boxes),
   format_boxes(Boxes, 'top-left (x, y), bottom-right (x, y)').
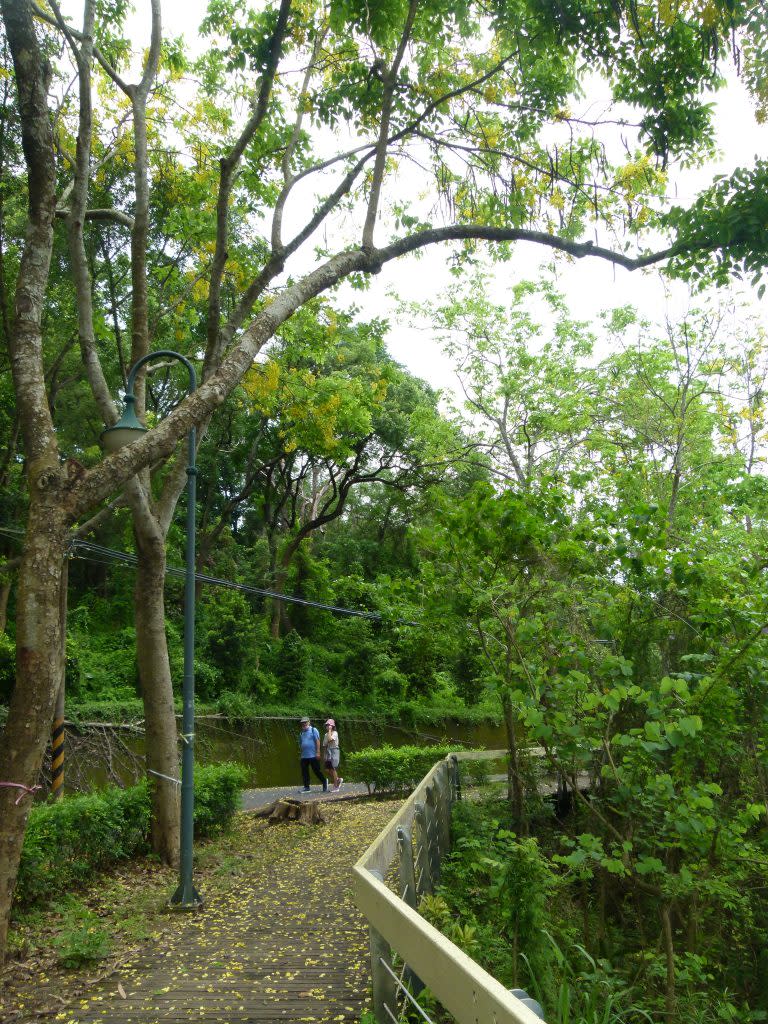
top-left (100, 398), bottom-right (147, 452)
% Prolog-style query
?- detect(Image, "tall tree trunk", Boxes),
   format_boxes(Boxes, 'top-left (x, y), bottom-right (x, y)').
top-left (134, 525), bottom-right (180, 867)
top-left (502, 693), bottom-right (525, 826)
top-left (270, 566), bottom-right (293, 638)
top-left (0, 0), bottom-right (62, 962)
top-left (0, 500), bottom-right (68, 961)
top-left (270, 569), bottom-right (286, 639)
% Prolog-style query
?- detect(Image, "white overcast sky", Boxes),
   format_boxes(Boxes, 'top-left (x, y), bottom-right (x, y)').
top-left (64, 0), bottom-right (768, 393)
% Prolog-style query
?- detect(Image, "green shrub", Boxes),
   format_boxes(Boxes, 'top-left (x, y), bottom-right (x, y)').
top-left (67, 697), bottom-right (220, 723)
top-left (67, 697), bottom-right (146, 723)
top-left (52, 907), bottom-right (112, 968)
top-left (199, 591), bottom-right (258, 697)
top-left (346, 743), bottom-right (480, 793)
top-left (194, 762), bottom-right (248, 836)
top-left (276, 630), bottom-right (307, 699)
top-left (216, 690), bottom-right (260, 722)
top-left (16, 783), bottom-right (151, 907)
top-left (16, 762), bottom-right (247, 908)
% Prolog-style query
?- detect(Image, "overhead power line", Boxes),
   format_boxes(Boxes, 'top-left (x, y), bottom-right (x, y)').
top-left (71, 538), bottom-right (418, 625)
top-left (0, 524), bottom-right (418, 624)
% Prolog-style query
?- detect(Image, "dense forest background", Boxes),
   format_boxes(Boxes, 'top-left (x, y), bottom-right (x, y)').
top-left (4, 280), bottom-right (767, 731)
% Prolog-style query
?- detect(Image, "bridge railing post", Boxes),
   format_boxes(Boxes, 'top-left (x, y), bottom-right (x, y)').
top-left (413, 800), bottom-right (432, 897)
top-left (397, 824), bottom-right (417, 909)
top-left (424, 783), bottom-right (441, 884)
top-left (435, 763), bottom-right (451, 855)
top-left (368, 869), bottom-right (398, 1024)
top-left (450, 753), bottom-right (462, 802)
top-left (397, 825), bottom-right (425, 996)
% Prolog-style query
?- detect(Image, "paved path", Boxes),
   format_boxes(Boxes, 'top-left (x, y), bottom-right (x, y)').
top-left (240, 782), bottom-right (370, 812)
top-left (37, 800), bottom-right (398, 1024)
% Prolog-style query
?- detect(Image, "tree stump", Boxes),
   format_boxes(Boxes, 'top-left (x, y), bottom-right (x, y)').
top-left (256, 797), bottom-right (327, 825)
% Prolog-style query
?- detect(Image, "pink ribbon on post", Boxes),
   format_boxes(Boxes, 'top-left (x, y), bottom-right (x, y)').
top-left (0, 782), bottom-right (43, 805)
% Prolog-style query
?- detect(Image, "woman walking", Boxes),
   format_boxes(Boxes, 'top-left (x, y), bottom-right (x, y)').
top-left (323, 719), bottom-right (343, 792)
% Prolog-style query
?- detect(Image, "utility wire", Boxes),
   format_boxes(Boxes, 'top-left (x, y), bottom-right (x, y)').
top-left (0, 523), bottom-right (419, 624)
top-left (69, 537), bottom-right (419, 625)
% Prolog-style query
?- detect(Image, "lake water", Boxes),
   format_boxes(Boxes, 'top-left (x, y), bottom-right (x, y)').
top-left (196, 716), bottom-right (506, 788)
top-left (68, 715), bottom-right (507, 793)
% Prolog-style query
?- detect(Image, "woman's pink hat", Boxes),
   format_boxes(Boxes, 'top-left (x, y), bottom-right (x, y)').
top-left (325, 718), bottom-right (335, 727)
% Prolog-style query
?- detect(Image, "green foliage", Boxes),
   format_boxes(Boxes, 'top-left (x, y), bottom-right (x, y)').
top-left (665, 161), bottom-right (768, 294)
top-left (67, 696), bottom-right (148, 723)
top-left (419, 892), bottom-right (480, 957)
top-left (193, 762), bottom-right (248, 836)
top-left (51, 903), bottom-right (112, 969)
top-left (199, 591), bottom-right (259, 698)
top-left (0, 631), bottom-right (14, 704)
top-left (15, 763), bottom-right (246, 908)
top-left (276, 630), bottom-right (308, 699)
top-left (435, 799), bottom-right (557, 985)
top-left (16, 784), bottom-right (151, 908)
top-left (66, 600), bottom-right (139, 696)
top-left (345, 744), bottom-right (474, 792)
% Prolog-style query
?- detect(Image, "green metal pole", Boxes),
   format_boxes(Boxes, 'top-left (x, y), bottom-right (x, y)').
top-left (117, 350), bottom-right (201, 908)
top-left (170, 367), bottom-right (201, 909)
top-left (171, 417), bottom-right (200, 907)
top-left (105, 350), bottom-right (201, 908)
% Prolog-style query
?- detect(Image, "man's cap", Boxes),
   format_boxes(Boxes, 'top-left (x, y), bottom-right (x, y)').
top-left (299, 716), bottom-right (310, 724)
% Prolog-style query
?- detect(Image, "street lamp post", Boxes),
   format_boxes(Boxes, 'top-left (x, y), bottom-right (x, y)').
top-left (101, 350), bottom-right (202, 909)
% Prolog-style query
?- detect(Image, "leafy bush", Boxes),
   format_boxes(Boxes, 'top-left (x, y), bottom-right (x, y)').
top-left (439, 799), bottom-right (557, 987)
top-left (16, 783), bottom-right (151, 907)
top-left (346, 743), bottom-right (483, 793)
top-left (16, 762), bottom-right (247, 908)
top-left (199, 590), bottom-right (259, 697)
top-left (67, 696), bottom-right (147, 723)
top-left (52, 906), bottom-right (112, 968)
top-left (216, 690), bottom-right (261, 722)
top-left (276, 630), bottom-right (307, 699)
top-left (193, 762), bottom-right (248, 836)
top-left (66, 696), bottom-right (221, 723)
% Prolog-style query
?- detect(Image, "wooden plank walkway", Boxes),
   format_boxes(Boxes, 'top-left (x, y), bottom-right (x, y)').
top-left (14, 801), bottom-right (399, 1024)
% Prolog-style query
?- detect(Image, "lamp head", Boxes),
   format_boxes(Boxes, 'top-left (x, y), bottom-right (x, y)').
top-left (100, 394), bottom-right (147, 453)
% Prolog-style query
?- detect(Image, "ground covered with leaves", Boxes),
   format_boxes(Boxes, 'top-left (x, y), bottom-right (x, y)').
top-left (1, 798), bottom-right (400, 1023)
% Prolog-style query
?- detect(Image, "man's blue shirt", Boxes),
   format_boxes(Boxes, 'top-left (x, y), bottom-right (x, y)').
top-left (300, 726), bottom-right (319, 758)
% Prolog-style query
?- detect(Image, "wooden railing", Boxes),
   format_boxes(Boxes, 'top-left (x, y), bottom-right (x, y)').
top-left (352, 750), bottom-right (547, 1024)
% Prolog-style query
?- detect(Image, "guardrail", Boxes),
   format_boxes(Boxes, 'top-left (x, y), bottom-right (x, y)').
top-left (352, 749), bottom-right (547, 1024)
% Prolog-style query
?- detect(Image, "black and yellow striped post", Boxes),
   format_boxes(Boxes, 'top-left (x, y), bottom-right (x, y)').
top-left (51, 684), bottom-right (65, 800)
top-left (51, 557), bottom-right (68, 800)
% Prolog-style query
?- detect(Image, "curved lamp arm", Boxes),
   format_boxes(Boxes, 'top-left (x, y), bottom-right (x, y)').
top-left (125, 349), bottom-right (197, 396)
top-left (101, 350), bottom-right (197, 452)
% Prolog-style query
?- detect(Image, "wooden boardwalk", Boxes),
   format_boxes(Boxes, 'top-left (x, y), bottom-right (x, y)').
top-left (12, 800), bottom-right (399, 1024)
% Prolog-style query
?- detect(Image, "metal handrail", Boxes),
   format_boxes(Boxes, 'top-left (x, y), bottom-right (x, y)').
top-left (352, 751), bottom-right (547, 1024)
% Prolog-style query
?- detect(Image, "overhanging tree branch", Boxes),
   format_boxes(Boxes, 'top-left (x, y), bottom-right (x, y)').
top-left (374, 224), bottom-right (683, 271)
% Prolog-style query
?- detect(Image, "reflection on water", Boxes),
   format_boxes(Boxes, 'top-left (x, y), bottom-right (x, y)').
top-left (71, 716), bottom-right (507, 792)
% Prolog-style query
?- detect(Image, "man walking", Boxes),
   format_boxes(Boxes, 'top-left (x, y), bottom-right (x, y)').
top-left (298, 716), bottom-right (327, 794)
